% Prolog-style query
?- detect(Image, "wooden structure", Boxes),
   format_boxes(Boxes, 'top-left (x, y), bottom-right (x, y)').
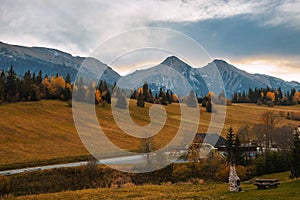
top-left (254, 179), bottom-right (280, 189)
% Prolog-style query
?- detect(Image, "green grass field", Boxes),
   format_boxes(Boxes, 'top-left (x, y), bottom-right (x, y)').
top-left (13, 172), bottom-right (300, 200)
top-left (1, 100), bottom-right (299, 169)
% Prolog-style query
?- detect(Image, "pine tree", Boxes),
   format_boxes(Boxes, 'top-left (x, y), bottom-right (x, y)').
top-left (29, 84), bottom-right (40, 101)
top-left (101, 81), bottom-right (111, 104)
top-left (5, 66), bottom-right (19, 102)
top-left (130, 89), bottom-right (137, 99)
top-left (148, 89), bottom-right (154, 103)
top-left (0, 71), bottom-right (5, 102)
top-left (166, 90), bottom-right (172, 104)
top-left (186, 90), bottom-right (197, 108)
top-left (225, 127), bottom-right (235, 164)
top-left (143, 82), bottom-right (149, 102)
top-left (65, 73), bottom-right (71, 85)
top-left (289, 128), bottom-right (300, 178)
top-left (115, 88), bottom-right (127, 109)
top-left (225, 127), bottom-right (244, 165)
top-left (159, 88), bottom-right (163, 98)
top-left (36, 70), bottom-right (43, 85)
top-left (137, 91), bottom-right (145, 107)
top-left (206, 99), bottom-right (212, 112)
top-left (21, 70), bottom-right (32, 100)
top-left (74, 77), bottom-right (85, 102)
top-left (234, 135), bottom-right (244, 165)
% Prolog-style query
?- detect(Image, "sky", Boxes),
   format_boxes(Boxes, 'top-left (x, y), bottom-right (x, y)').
top-left (0, 0), bottom-right (300, 81)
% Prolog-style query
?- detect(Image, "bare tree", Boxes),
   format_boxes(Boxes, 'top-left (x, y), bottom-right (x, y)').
top-left (273, 125), bottom-right (294, 150)
top-left (237, 125), bottom-right (255, 144)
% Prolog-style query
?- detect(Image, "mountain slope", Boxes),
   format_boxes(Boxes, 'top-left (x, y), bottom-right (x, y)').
top-left (1, 41), bottom-right (299, 96)
top-left (122, 57), bottom-right (300, 98)
top-left (199, 59), bottom-right (300, 96)
top-left (0, 41), bottom-right (120, 84)
top-left (119, 56), bottom-right (208, 97)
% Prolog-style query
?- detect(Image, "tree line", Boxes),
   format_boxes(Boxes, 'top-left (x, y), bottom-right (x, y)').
top-left (0, 66), bottom-right (114, 105)
top-left (0, 66), bottom-right (73, 103)
top-left (231, 87), bottom-right (300, 106)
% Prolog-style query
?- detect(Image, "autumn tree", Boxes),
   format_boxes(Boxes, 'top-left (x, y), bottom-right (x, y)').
top-left (293, 92), bottom-right (300, 105)
top-left (95, 89), bottom-right (101, 104)
top-left (49, 76), bottom-right (65, 99)
top-left (266, 91), bottom-right (275, 102)
top-left (172, 93), bottom-right (179, 103)
top-left (237, 125), bottom-right (254, 144)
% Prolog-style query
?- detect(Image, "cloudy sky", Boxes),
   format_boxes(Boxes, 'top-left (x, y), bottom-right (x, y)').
top-left (1, 0), bottom-right (300, 81)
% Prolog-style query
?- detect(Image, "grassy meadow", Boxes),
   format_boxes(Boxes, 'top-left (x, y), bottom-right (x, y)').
top-left (0, 100), bottom-right (300, 169)
top-left (13, 172), bottom-right (300, 200)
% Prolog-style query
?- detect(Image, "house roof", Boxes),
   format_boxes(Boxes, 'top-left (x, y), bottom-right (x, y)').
top-left (195, 133), bottom-right (227, 148)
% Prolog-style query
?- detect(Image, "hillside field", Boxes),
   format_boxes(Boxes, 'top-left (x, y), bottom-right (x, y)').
top-left (0, 100), bottom-right (300, 169)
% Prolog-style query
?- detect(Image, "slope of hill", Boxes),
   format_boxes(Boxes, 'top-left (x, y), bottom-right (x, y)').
top-left (0, 100), bottom-right (299, 170)
top-left (0, 41), bottom-right (120, 84)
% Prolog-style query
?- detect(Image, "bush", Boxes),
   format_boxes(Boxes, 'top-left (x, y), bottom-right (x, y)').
top-left (254, 151), bottom-right (289, 176)
top-left (215, 164), bottom-right (256, 182)
top-left (0, 175), bottom-right (11, 198)
top-left (289, 112), bottom-right (300, 121)
top-left (279, 111), bottom-right (286, 117)
top-left (267, 101), bottom-right (274, 107)
top-left (256, 100), bottom-right (262, 106)
top-left (172, 164), bottom-right (193, 182)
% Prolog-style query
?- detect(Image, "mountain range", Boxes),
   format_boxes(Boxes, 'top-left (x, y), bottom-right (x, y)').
top-left (0, 41), bottom-right (299, 97)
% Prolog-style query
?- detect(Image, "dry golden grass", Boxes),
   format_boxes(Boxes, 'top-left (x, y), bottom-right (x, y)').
top-left (13, 176), bottom-right (300, 200)
top-left (1, 100), bottom-right (299, 168)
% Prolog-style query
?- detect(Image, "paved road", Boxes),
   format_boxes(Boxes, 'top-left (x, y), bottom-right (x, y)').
top-left (0, 153), bottom-right (188, 176)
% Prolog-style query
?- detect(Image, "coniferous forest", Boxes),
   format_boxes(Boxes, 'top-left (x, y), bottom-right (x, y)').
top-left (0, 66), bottom-right (299, 108)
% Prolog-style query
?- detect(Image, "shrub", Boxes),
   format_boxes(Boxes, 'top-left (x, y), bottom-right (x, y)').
top-left (267, 101), bottom-right (274, 107)
top-left (215, 164), bottom-right (256, 182)
top-left (279, 111), bottom-right (286, 117)
top-left (172, 164), bottom-right (193, 182)
top-left (254, 151), bottom-right (289, 176)
top-left (0, 175), bottom-right (11, 198)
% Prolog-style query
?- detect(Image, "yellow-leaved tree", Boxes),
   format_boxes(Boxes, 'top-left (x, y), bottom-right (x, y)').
top-left (293, 92), bottom-right (300, 104)
top-left (49, 76), bottom-right (65, 99)
top-left (266, 91), bottom-right (275, 102)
